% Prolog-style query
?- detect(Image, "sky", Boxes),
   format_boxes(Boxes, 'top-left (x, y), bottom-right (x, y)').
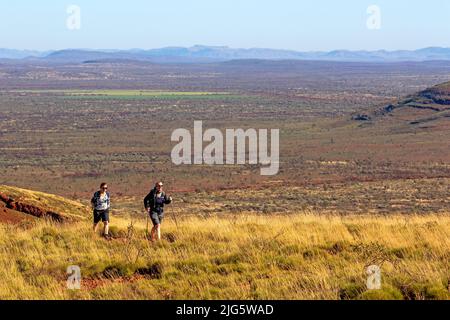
top-left (0, 0), bottom-right (449, 51)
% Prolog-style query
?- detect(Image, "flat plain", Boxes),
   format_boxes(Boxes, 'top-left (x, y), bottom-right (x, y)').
top-left (0, 59), bottom-right (448, 299)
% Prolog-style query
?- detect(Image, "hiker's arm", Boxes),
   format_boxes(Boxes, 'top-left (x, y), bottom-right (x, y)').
top-left (90, 193), bottom-right (96, 208)
top-left (143, 193), bottom-right (150, 211)
top-left (164, 194), bottom-right (172, 204)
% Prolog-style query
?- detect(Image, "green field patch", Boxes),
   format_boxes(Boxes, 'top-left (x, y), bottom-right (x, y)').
top-left (9, 90), bottom-right (226, 95)
top-left (68, 90), bottom-right (228, 96)
top-left (55, 90), bottom-right (253, 101)
top-left (7, 89), bottom-right (263, 102)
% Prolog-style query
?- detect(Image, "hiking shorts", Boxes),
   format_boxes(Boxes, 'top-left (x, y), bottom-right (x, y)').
top-left (93, 209), bottom-right (109, 224)
top-left (150, 211), bottom-right (164, 226)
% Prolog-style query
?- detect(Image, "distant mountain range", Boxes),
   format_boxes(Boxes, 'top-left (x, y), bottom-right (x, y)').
top-left (2, 46), bottom-right (450, 63)
top-left (0, 49), bottom-right (52, 59)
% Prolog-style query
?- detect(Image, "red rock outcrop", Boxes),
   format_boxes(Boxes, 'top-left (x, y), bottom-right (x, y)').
top-left (0, 192), bottom-right (66, 222)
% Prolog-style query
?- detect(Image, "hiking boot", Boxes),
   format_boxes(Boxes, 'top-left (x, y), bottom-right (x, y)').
top-left (103, 233), bottom-right (112, 240)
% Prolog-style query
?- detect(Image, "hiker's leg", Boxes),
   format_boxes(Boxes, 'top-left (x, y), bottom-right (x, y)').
top-left (156, 224), bottom-right (161, 240)
top-left (149, 212), bottom-right (159, 241)
top-left (150, 226), bottom-right (157, 241)
top-left (93, 210), bottom-right (100, 232)
top-left (150, 224), bottom-right (155, 240)
top-left (156, 214), bottom-right (163, 240)
top-left (102, 210), bottom-right (110, 236)
top-left (103, 221), bottom-right (109, 235)
top-left (148, 224), bottom-right (153, 239)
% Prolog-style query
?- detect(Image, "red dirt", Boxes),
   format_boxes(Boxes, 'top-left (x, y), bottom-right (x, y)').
top-left (0, 192), bottom-right (66, 222)
top-left (0, 202), bottom-right (35, 224)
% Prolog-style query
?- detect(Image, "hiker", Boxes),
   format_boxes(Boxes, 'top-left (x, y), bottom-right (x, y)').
top-left (144, 181), bottom-right (172, 241)
top-left (91, 182), bottom-right (111, 239)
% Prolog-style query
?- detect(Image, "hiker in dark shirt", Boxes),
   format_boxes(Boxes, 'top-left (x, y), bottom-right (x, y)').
top-left (144, 181), bottom-right (172, 241)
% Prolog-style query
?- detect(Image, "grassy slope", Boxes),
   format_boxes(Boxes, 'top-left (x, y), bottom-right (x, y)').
top-left (0, 212), bottom-right (448, 300)
top-left (0, 185), bottom-right (89, 221)
top-left (431, 81), bottom-right (450, 94)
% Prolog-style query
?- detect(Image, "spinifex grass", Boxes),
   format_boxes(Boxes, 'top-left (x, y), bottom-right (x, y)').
top-left (0, 213), bottom-right (448, 300)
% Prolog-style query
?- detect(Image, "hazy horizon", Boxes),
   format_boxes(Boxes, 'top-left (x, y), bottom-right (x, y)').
top-left (2, 45), bottom-right (450, 53)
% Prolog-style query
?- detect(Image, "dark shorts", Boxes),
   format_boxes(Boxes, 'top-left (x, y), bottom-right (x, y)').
top-left (93, 209), bottom-right (109, 223)
top-left (150, 211), bottom-right (164, 226)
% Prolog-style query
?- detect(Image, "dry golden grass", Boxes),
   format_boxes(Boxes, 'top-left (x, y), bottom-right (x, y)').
top-left (0, 185), bottom-right (88, 220)
top-left (0, 212), bottom-right (448, 300)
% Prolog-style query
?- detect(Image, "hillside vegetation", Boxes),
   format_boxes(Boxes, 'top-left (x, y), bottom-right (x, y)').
top-left (0, 205), bottom-right (448, 300)
top-left (0, 185), bottom-right (88, 221)
top-left (368, 81), bottom-right (450, 126)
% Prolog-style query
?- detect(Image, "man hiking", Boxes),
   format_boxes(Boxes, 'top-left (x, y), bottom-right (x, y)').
top-left (91, 182), bottom-right (111, 239)
top-left (144, 181), bottom-right (172, 241)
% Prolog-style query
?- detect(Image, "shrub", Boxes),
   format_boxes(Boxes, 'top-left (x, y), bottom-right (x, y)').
top-left (339, 283), bottom-right (366, 300)
top-left (40, 226), bottom-right (62, 243)
top-left (423, 284), bottom-right (450, 300)
top-left (16, 258), bottom-right (33, 273)
top-left (212, 253), bottom-right (244, 265)
top-left (163, 232), bottom-right (177, 243)
top-left (272, 256), bottom-right (302, 271)
top-left (396, 281), bottom-right (450, 300)
top-left (108, 226), bottom-right (127, 239)
top-left (358, 287), bottom-right (403, 300)
top-left (302, 248), bottom-right (323, 259)
top-left (175, 257), bottom-right (212, 275)
top-left (135, 262), bottom-right (164, 279)
top-left (389, 248), bottom-right (407, 259)
top-left (280, 244), bottom-right (301, 255)
top-left (101, 262), bottom-right (135, 279)
top-left (213, 263), bottom-right (247, 275)
top-left (326, 241), bottom-right (347, 255)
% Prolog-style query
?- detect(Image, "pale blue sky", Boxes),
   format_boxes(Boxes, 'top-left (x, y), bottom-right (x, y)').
top-left (1, 0), bottom-right (449, 51)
